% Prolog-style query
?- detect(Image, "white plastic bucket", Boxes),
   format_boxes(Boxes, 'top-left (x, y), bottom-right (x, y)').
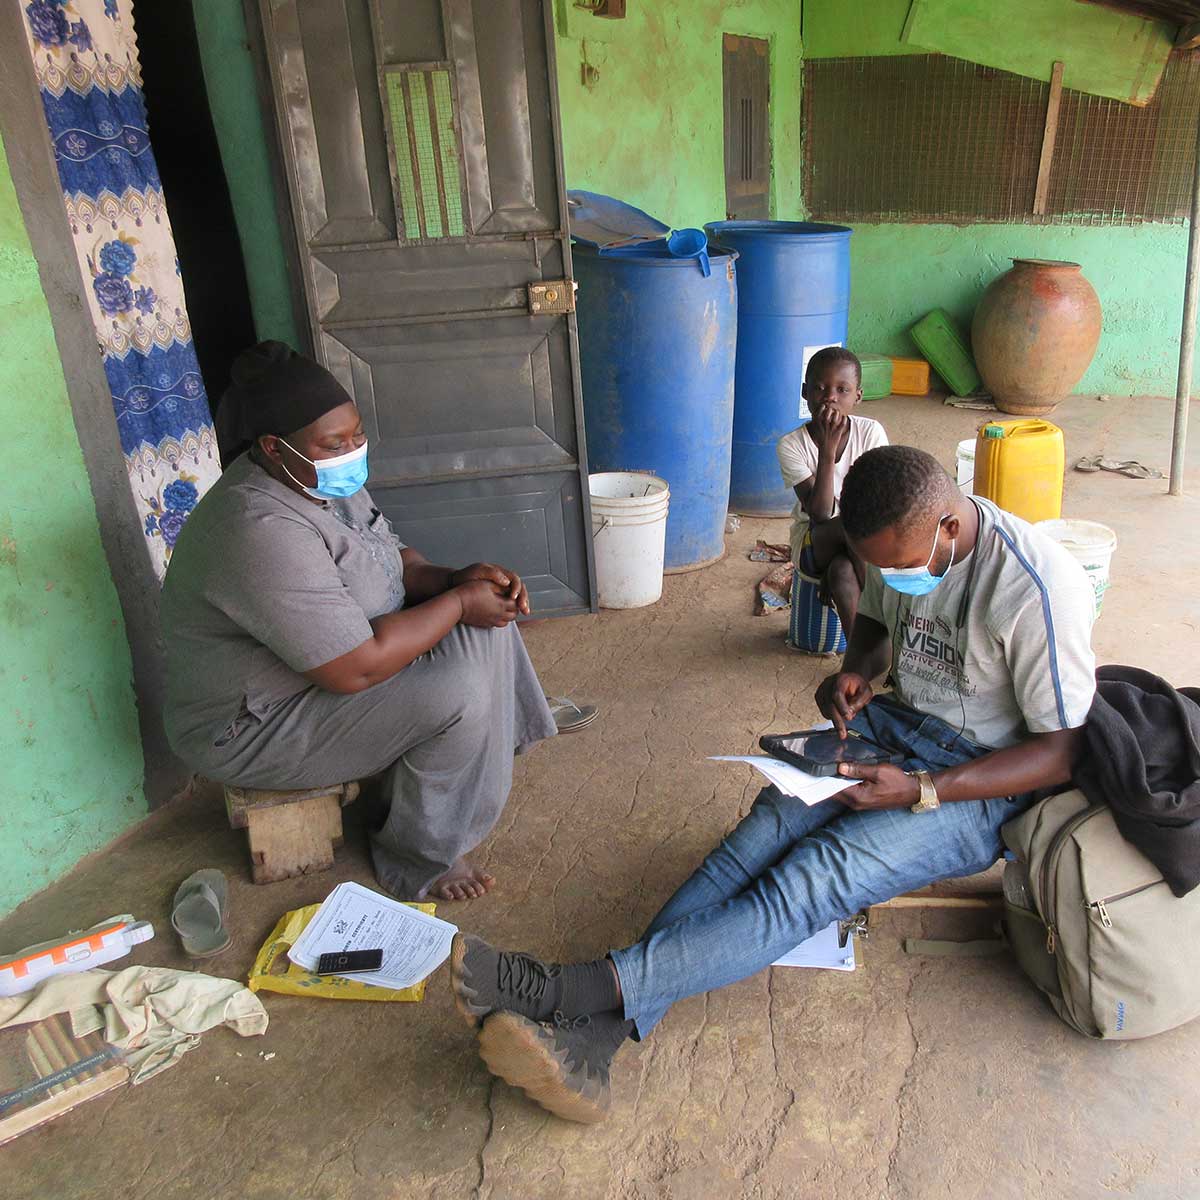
top-left (590, 472), bottom-right (670, 609)
top-left (1036, 518), bottom-right (1118, 618)
top-left (956, 437), bottom-right (975, 494)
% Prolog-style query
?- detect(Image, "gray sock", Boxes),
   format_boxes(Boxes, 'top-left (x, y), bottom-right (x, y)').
top-left (559, 956), bottom-right (622, 1016)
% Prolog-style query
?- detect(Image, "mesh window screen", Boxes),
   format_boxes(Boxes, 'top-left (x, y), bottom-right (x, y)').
top-left (385, 65), bottom-right (466, 240)
top-left (804, 54), bottom-right (1200, 226)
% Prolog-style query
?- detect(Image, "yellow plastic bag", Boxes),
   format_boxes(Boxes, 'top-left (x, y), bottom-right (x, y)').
top-left (248, 901), bottom-right (438, 1002)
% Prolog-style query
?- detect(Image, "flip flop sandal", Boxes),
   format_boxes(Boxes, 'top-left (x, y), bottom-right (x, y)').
top-left (171, 869), bottom-right (232, 958)
top-left (546, 696), bottom-right (599, 734)
top-left (1102, 459), bottom-right (1162, 479)
top-left (1075, 455), bottom-right (1163, 479)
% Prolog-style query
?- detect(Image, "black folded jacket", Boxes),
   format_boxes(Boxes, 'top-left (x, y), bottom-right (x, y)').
top-left (1073, 665), bottom-right (1200, 898)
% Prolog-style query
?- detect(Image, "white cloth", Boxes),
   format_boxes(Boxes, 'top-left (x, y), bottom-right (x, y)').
top-left (0, 966), bottom-right (268, 1084)
top-left (858, 497), bottom-right (1097, 750)
top-left (776, 415), bottom-right (889, 561)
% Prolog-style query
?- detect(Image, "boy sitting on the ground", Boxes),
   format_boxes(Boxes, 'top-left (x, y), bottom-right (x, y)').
top-left (776, 347), bottom-right (888, 633)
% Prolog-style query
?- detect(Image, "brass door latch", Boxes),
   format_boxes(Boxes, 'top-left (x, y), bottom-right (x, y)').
top-left (528, 280), bottom-right (577, 315)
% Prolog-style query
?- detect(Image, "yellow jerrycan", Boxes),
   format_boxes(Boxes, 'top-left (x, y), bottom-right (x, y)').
top-left (973, 419), bottom-right (1064, 524)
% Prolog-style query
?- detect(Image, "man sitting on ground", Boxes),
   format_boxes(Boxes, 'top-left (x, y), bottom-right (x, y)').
top-left (451, 446), bottom-right (1098, 1124)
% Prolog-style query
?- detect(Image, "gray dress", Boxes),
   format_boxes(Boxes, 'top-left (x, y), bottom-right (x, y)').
top-left (160, 454), bottom-right (556, 897)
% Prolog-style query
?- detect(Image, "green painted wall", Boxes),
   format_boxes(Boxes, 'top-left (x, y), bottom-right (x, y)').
top-left (0, 133), bottom-right (146, 916)
top-left (554, 0), bottom-right (803, 228)
top-left (902, 0), bottom-right (1172, 106)
top-left (196, 0), bottom-right (1186, 397)
top-left (802, 0), bottom-right (916, 58)
top-left (848, 223), bottom-right (1189, 396)
top-left (803, 0), bottom-right (1172, 107)
top-left (192, 0), bottom-right (301, 348)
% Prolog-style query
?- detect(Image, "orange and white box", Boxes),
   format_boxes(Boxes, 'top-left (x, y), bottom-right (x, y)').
top-left (0, 917), bottom-right (154, 997)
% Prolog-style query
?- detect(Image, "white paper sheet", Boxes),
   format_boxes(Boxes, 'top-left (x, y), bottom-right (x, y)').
top-left (773, 920), bottom-right (857, 971)
top-left (288, 881), bottom-right (457, 990)
top-left (709, 755), bottom-right (860, 805)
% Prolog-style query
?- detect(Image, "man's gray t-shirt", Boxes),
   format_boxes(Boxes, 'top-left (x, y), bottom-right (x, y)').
top-left (858, 497), bottom-right (1096, 749)
top-left (161, 453), bottom-right (407, 757)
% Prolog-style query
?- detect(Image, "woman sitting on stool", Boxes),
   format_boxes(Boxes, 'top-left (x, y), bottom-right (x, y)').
top-left (161, 342), bottom-right (557, 901)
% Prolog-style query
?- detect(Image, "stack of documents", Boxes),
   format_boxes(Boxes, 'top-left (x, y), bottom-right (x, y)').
top-left (708, 755), bottom-right (860, 805)
top-left (288, 882), bottom-right (457, 990)
top-left (773, 921), bottom-right (857, 971)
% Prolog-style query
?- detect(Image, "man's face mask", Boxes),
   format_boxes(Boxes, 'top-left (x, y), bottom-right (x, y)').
top-left (880, 514), bottom-right (954, 596)
top-left (278, 438), bottom-right (369, 499)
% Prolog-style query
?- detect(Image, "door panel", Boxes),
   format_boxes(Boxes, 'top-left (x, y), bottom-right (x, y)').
top-left (257, 0), bottom-right (594, 613)
top-left (723, 33), bottom-right (771, 221)
top-left (444, 0), bottom-right (557, 233)
top-left (314, 228), bottom-right (567, 323)
top-left (324, 315), bottom-right (578, 479)
top-left (370, 471), bottom-right (589, 616)
top-left (279, 0), bottom-right (395, 244)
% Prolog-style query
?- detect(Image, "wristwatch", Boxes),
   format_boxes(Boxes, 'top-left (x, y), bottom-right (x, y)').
top-left (909, 770), bottom-right (941, 813)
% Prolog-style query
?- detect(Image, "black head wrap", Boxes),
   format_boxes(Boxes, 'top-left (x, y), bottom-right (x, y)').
top-left (215, 341), bottom-right (353, 464)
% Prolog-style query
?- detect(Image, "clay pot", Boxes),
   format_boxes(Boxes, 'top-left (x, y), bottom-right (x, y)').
top-left (971, 259), bottom-right (1101, 417)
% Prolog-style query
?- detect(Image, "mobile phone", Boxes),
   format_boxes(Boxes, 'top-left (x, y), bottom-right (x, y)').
top-left (315, 948), bottom-right (384, 976)
top-left (758, 729), bottom-right (904, 777)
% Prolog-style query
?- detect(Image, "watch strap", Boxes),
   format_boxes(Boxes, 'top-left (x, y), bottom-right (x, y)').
top-left (910, 770), bottom-right (940, 812)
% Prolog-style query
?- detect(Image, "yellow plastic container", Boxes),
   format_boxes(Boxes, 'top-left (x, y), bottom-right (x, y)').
top-left (890, 357), bottom-right (931, 395)
top-left (973, 419), bottom-right (1064, 524)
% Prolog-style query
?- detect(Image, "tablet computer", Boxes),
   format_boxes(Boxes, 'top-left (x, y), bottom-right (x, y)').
top-left (758, 729), bottom-right (904, 778)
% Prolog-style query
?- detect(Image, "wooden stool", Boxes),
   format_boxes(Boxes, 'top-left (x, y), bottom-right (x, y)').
top-left (880, 860), bottom-right (1005, 910)
top-left (224, 781), bottom-right (359, 884)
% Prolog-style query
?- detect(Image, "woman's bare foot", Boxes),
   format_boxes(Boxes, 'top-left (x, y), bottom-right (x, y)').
top-left (426, 860), bottom-right (495, 902)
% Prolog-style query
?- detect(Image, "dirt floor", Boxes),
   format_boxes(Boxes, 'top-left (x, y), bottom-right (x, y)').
top-left (3, 393), bottom-right (1200, 1199)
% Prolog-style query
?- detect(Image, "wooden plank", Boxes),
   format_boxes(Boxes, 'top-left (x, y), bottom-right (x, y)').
top-left (225, 781), bottom-right (355, 829)
top-left (879, 895), bottom-right (1002, 910)
top-left (1178, 19), bottom-right (1200, 50)
top-left (1033, 60), bottom-right (1065, 216)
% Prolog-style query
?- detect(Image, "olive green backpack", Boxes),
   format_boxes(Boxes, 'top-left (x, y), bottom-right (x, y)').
top-left (1000, 789), bottom-right (1200, 1040)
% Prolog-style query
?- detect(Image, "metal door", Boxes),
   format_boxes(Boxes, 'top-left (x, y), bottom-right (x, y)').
top-left (722, 33), bottom-right (771, 221)
top-left (256, 0), bottom-right (594, 615)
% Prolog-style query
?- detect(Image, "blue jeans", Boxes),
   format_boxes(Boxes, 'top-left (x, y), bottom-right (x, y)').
top-left (610, 696), bottom-right (1030, 1038)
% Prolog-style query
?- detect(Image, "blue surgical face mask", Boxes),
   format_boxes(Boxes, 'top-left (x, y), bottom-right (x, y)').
top-left (278, 438), bottom-right (369, 499)
top-left (880, 515), bottom-right (954, 596)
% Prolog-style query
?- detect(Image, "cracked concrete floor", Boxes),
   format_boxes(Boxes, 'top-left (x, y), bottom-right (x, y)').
top-left (3, 393), bottom-right (1200, 1199)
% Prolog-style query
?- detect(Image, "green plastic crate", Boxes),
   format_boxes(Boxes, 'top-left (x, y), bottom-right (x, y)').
top-left (909, 309), bottom-right (981, 397)
top-left (856, 353), bottom-right (894, 400)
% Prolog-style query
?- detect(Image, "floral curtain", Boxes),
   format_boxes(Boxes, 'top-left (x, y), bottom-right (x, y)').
top-left (21, 0), bottom-right (219, 578)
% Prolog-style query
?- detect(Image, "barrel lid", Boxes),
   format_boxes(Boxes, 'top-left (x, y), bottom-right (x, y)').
top-left (983, 424), bottom-right (1005, 438)
top-left (704, 220), bottom-right (852, 242)
top-left (567, 190), bottom-right (669, 251)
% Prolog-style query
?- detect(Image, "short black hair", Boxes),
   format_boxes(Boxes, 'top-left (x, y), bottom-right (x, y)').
top-left (840, 446), bottom-right (957, 540)
top-left (806, 346), bottom-right (861, 386)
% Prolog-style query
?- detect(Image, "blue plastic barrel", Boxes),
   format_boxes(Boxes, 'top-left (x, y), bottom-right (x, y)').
top-left (704, 221), bottom-right (853, 516)
top-left (573, 243), bottom-right (738, 571)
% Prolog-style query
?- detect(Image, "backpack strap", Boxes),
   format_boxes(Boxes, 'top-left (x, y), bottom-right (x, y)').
top-left (903, 935), bottom-right (1006, 957)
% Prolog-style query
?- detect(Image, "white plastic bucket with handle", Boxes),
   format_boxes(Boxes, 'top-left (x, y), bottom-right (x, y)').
top-left (956, 438), bottom-right (975, 494)
top-left (590, 472), bottom-right (670, 609)
top-left (1036, 518), bottom-right (1118, 618)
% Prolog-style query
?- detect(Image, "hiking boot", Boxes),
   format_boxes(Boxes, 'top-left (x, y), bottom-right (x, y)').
top-left (477, 1009), bottom-right (633, 1124)
top-left (450, 933), bottom-right (562, 1029)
